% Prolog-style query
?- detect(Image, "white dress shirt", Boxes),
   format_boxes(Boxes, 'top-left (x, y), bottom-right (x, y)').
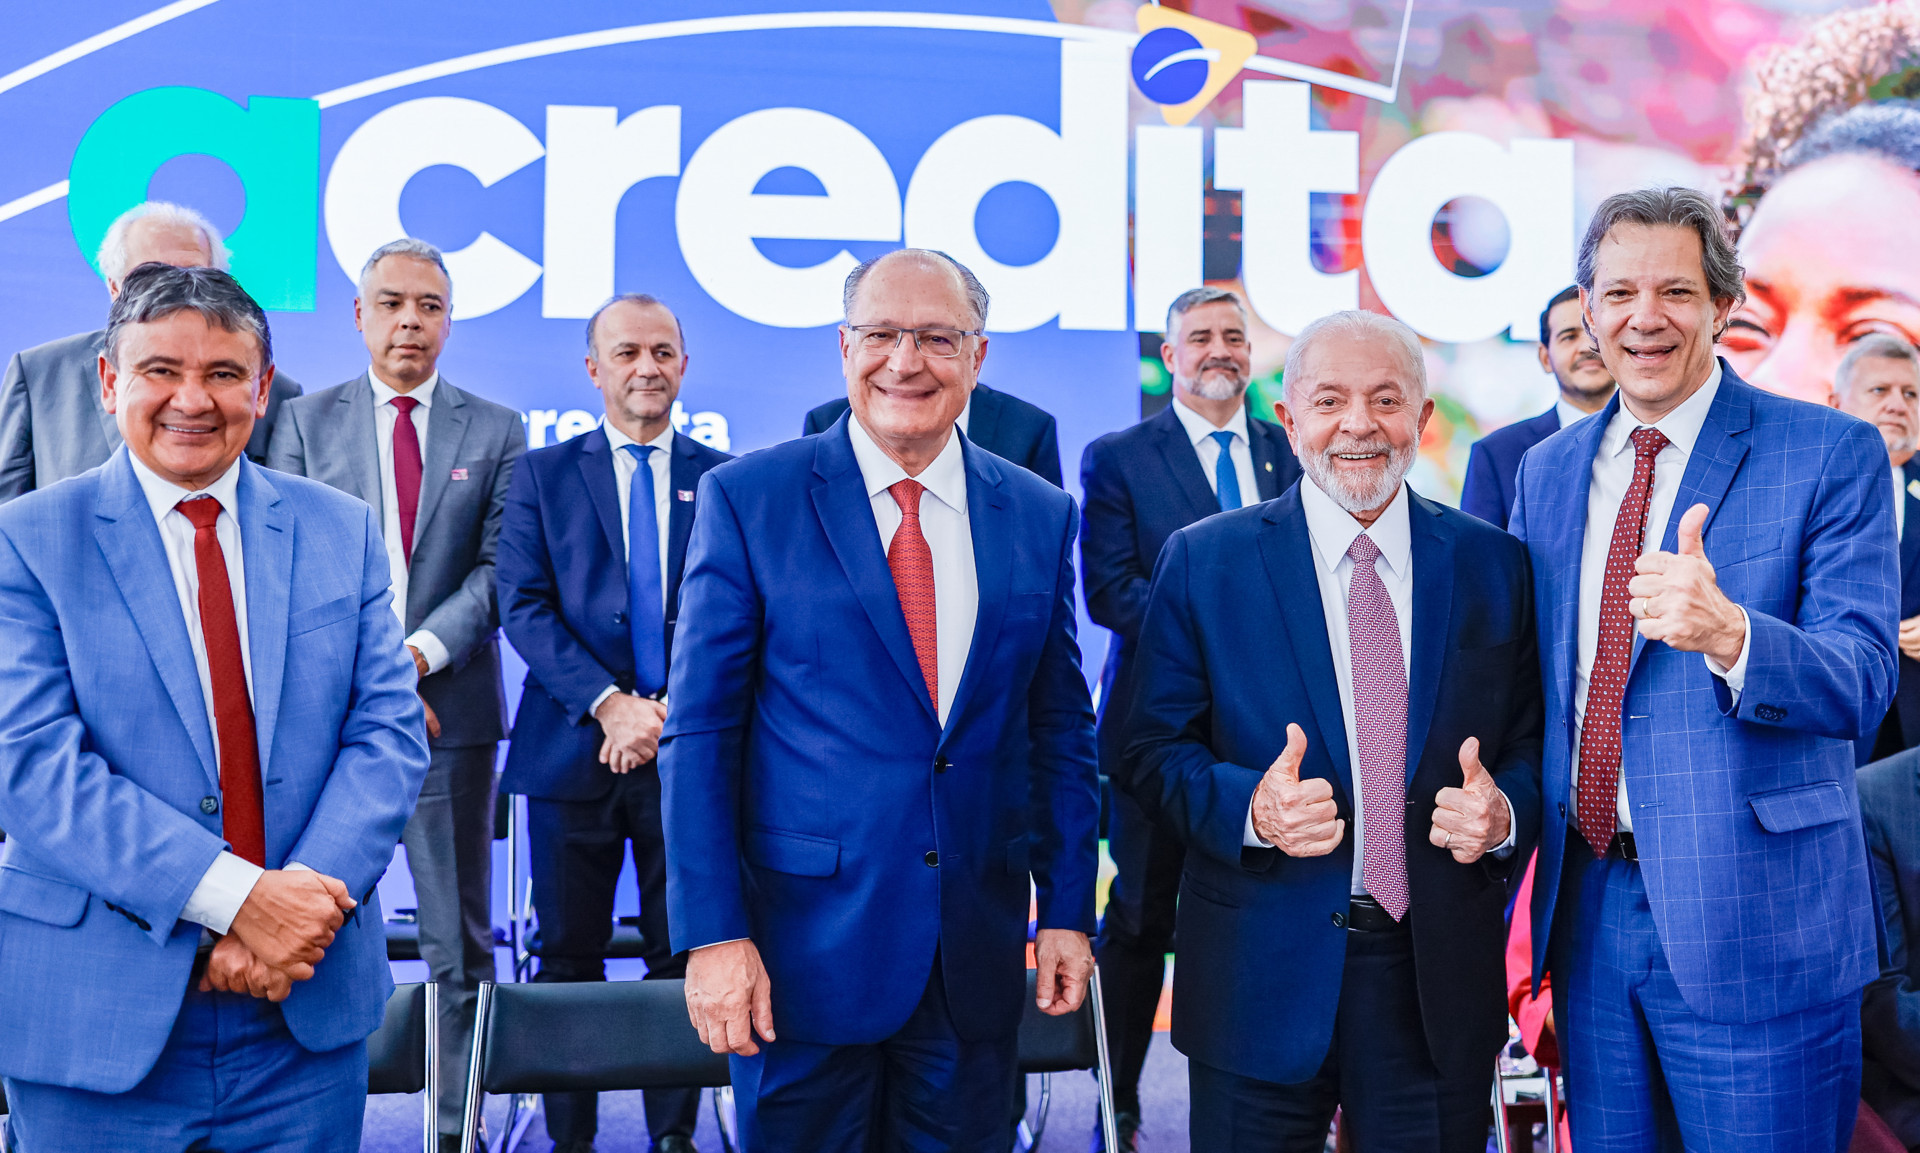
top-left (1573, 364), bottom-right (1751, 832)
top-left (1555, 396), bottom-right (1593, 432)
top-left (848, 415), bottom-right (978, 726)
top-left (589, 420), bottom-right (678, 715)
top-left (1171, 396), bottom-right (1259, 509)
top-left (128, 454), bottom-right (270, 934)
top-left (367, 369), bottom-right (449, 674)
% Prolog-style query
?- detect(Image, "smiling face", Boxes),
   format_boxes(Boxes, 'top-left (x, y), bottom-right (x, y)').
top-left (355, 254), bottom-right (451, 391)
top-left (1582, 222), bottom-right (1736, 424)
top-left (1722, 154), bottom-right (1920, 407)
top-left (587, 299), bottom-right (686, 441)
top-left (1277, 327), bottom-right (1433, 521)
top-left (1834, 354), bottom-right (1920, 465)
top-left (102, 310), bottom-right (271, 490)
top-left (1164, 299), bottom-right (1252, 403)
top-left (1539, 296), bottom-right (1614, 409)
top-left (840, 252), bottom-right (985, 471)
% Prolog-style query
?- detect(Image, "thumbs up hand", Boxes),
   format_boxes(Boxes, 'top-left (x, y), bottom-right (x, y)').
top-left (1628, 502), bottom-right (1746, 668)
top-left (1430, 737), bottom-right (1511, 863)
top-left (1251, 723), bottom-right (1345, 857)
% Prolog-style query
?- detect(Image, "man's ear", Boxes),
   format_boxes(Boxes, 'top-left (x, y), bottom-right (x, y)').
top-left (1537, 344), bottom-right (1552, 374)
top-left (254, 366), bottom-right (276, 419)
top-left (98, 354), bottom-right (119, 414)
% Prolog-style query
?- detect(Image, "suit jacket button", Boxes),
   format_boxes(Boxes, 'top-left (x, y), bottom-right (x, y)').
top-left (934, 756), bottom-right (949, 774)
top-left (925, 851), bottom-right (939, 867)
top-left (200, 796), bottom-right (219, 815)
top-left (1331, 911), bottom-right (1347, 929)
top-left (613, 611), bottom-right (627, 625)
top-left (1558, 802), bottom-right (1567, 819)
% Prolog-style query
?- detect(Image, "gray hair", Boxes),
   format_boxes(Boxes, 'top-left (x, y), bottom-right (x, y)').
top-left (1165, 286), bottom-right (1248, 337)
top-left (105, 263), bottom-right (271, 372)
top-left (96, 202), bottom-right (227, 285)
top-left (842, 249), bottom-right (990, 329)
top-left (1784, 100), bottom-right (1920, 176)
top-left (1834, 332), bottom-right (1920, 397)
top-left (1282, 309), bottom-right (1427, 402)
top-left (586, 293), bottom-right (684, 357)
top-left (357, 238), bottom-right (450, 300)
top-left (1576, 186), bottom-right (1745, 310)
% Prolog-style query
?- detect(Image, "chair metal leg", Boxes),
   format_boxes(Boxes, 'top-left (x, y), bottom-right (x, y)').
top-left (423, 982), bottom-right (440, 1153)
top-left (460, 982), bottom-right (494, 1153)
top-left (499, 1094), bottom-right (538, 1153)
top-left (713, 1086), bottom-right (739, 1153)
top-left (1017, 1074), bottom-right (1052, 1150)
top-left (1089, 967), bottom-right (1120, 1153)
top-left (1544, 1069), bottom-right (1561, 1153)
top-left (1489, 1058), bottom-right (1511, 1153)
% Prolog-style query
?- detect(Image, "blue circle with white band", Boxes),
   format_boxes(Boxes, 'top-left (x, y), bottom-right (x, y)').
top-left (1131, 27), bottom-right (1212, 105)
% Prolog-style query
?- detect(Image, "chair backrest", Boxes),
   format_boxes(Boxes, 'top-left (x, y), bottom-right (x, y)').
top-left (1017, 969), bottom-right (1100, 1073)
top-left (477, 979), bottom-right (731, 1094)
top-left (368, 982), bottom-right (431, 1096)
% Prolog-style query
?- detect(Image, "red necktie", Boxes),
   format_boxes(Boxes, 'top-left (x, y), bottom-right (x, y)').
top-left (177, 498), bottom-right (266, 866)
top-left (1576, 426), bottom-right (1670, 857)
top-left (1346, 533), bottom-right (1410, 921)
top-left (887, 479), bottom-right (938, 710)
top-left (391, 395), bottom-right (423, 561)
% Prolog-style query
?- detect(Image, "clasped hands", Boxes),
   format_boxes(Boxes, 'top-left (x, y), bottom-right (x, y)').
top-left (1251, 723), bottom-right (1509, 864)
top-left (198, 868), bottom-right (356, 1002)
top-left (595, 692), bottom-right (668, 773)
top-left (1626, 503), bottom-right (1746, 668)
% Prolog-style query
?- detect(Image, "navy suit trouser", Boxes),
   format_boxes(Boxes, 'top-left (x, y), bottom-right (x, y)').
top-left (1188, 916), bottom-right (1491, 1153)
top-left (3, 988), bottom-right (366, 1152)
top-left (528, 763), bottom-right (698, 1145)
top-left (1553, 834), bottom-right (1862, 1153)
top-left (730, 955), bottom-right (1017, 1152)
top-left (1094, 787), bottom-right (1183, 1118)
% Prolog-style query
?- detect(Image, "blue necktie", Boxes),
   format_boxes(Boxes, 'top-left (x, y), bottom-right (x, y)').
top-left (622, 444), bottom-right (666, 696)
top-left (1210, 430), bottom-right (1242, 511)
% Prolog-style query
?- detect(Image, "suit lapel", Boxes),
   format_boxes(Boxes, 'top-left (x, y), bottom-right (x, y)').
top-left (1545, 395), bottom-right (1614, 723)
top-left (1249, 419), bottom-right (1289, 502)
top-left (411, 378), bottom-right (470, 551)
top-left (1900, 467), bottom-right (1920, 600)
top-left (574, 429), bottom-right (628, 564)
top-left (338, 376), bottom-right (383, 513)
top-left (1404, 492), bottom-right (1454, 782)
top-left (1256, 491), bottom-right (1352, 798)
top-left (667, 434), bottom-right (700, 603)
top-left (941, 437), bottom-right (1010, 739)
top-left (1152, 407), bottom-right (1222, 523)
top-left (809, 423), bottom-right (939, 724)
top-left (91, 452), bottom-right (219, 788)
top-left (238, 463), bottom-right (290, 778)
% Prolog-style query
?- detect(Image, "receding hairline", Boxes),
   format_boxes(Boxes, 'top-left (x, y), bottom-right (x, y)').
top-left (847, 250), bottom-right (973, 320)
top-left (588, 296), bottom-right (683, 356)
top-left (358, 251), bottom-right (451, 297)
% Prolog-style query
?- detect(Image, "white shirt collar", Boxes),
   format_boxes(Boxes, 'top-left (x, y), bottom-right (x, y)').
top-left (1554, 396), bottom-right (1593, 431)
top-left (847, 414), bottom-right (968, 517)
top-left (1170, 395), bottom-right (1250, 446)
top-left (129, 450), bottom-right (245, 526)
top-left (604, 418), bottom-right (675, 456)
top-left (368, 368), bottom-right (439, 408)
top-left (1299, 472), bottom-right (1412, 581)
top-left (957, 394), bottom-right (972, 436)
top-left (1599, 361), bottom-right (1721, 461)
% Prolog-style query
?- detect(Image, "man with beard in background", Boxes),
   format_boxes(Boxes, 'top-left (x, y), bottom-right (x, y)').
top-left (1461, 286), bottom-right (1616, 530)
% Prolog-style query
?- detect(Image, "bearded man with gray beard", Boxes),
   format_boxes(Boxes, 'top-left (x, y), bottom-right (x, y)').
top-left (1118, 309), bottom-right (1543, 1153)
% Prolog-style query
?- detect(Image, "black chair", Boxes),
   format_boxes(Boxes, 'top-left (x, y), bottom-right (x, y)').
top-left (369, 981), bottom-right (439, 1153)
top-left (461, 978), bottom-right (731, 1153)
top-left (1017, 967), bottom-right (1119, 1152)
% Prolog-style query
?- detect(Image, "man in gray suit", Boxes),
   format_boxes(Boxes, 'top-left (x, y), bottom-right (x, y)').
top-left (267, 238), bottom-right (526, 1151)
top-left (0, 201), bottom-right (302, 501)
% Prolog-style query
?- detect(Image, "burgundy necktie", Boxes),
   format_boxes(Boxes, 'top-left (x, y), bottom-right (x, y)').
top-left (1576, 426), bottom-right (1670, 857)
top-left (887, 479), bottom-right (938, 711)
top-left (1346, 533), bottom-right (1410, 921)
top-left (390, 395), bottom-right (423, 561)
top-left (177, 498), bottom-right (266, 866)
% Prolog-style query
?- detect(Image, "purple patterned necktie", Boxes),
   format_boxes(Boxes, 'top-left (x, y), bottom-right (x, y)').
top-left (1347, 533), bottom-right (1410, 921)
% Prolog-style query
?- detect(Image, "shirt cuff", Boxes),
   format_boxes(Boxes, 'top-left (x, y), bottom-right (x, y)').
top-left (1703, 606), bottom-right (1753, 699)
top-left (589, 684), bottom-right (621, 717)
top-left (1244, 802), bottom-right (1273, 849)
top-left (180, 851), bottom-right (265, 935)
top-left (404, 630), bottom-right (451, 677)
top-left (1490, 790), bottom-right (1517, 860)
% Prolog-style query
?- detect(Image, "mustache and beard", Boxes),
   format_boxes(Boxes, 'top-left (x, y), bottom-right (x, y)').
top-left (1180, 359), bottom-right (1248, 401)
top-left (1300, 434), bottom-right (1418, 515)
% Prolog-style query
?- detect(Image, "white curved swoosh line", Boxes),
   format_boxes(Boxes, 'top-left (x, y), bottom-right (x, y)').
top-left (1140, 46), bottom-right (1219, 83)
top-left (0, 0), bottom-right (222, 99)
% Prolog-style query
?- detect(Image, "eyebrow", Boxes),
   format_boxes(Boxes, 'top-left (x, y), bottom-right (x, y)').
top-left (1827, 286), bottom-right (1920, 312)
top-left (376, 290), bottom-right (446, 304)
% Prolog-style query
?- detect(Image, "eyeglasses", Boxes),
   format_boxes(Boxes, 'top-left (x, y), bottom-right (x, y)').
top-left (844, 325), bottom-right (983, 359)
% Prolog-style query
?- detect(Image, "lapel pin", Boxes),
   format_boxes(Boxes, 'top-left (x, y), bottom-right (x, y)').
top-left (1909, 478), bottom-right (1919, 500)
top-left (449, 468), bottom-right (469, 480)
top-left (677, 489), bottom-right (695, 501)
top-left (1264, 462), bottom-right (1273, 471)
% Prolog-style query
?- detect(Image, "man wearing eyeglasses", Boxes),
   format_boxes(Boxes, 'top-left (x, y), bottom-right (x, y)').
top-left (662, 248), bottom-right (1100, 1150)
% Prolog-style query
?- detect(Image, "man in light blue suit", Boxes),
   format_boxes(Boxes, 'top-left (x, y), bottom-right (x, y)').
top-left (1510, 188), bottom-right (1898, 1152)
top-left (0, 265), bottom-right (430, 1150)
top-left (662, 249), bottom-right (1099, 1151)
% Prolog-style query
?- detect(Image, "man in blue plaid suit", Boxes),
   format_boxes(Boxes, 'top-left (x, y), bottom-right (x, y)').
top-left (1510, 187), bottom-right (1898, 1152)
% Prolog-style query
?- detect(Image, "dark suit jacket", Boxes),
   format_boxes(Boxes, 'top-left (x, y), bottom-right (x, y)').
top-left (1120, 483), bottom-right (1543, 1084)
top-left (802, 382), bottom-right (1063, 487)
top-left (0, 328), bottom-right (301, 502)
top-left (1080, 405), bottom-right (1300, 774)
top-left (1460, 406), bottom-right (1563, 530)
top-left (660, 416), bottom-right (1098, 1046)
top-left (497, 427), bottom-right (730, 801)
top-left (1861, 749), bottom-right (1920, 1146)
top-left (265, 373), bottom-right (527, 748)
top-left (1866, 466), bottom-right (1920, 764)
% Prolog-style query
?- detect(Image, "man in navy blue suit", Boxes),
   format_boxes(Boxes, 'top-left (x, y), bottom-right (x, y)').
top-left (1511, 188), bottom-right (1895, 1151)
top-left (1827, 333), bottom-right (1920, 762)
top-left (1460, 286), bottom-right (1615, 529)
top-left (496, 294), bottom-right (729, 1153)
top-left (1123, 309), bottom-right (1542, 1152)
top-left (801, 381), bottom-right (1063, 487)
top-left (661, 249), bottom-right (1099, 1152)
top-left (1078, 285), bottom-right (1300, 1148)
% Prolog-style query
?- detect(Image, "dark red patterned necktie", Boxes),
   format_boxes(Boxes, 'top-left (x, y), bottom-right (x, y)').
top-left (887, 479), bottom-right (938, 710)
top-left (391, 395), bottom-right (423, 561)
top-left (1576, 426), bottom-right (1670, 857)
top-left (177, 498), bottom-right (265, 866)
